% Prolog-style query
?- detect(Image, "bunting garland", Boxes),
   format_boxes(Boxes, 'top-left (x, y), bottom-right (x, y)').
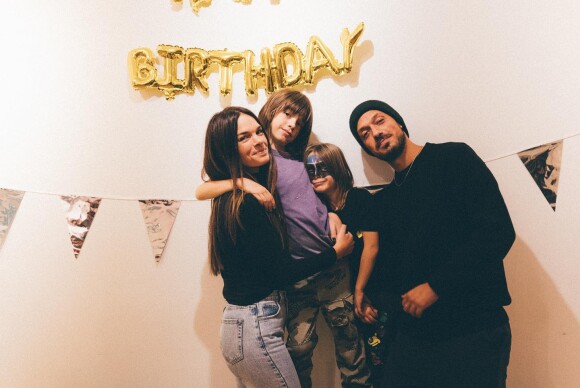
top-left (0, 135), bottom-right (577, 259)
top-left (139, 200), bottom-right (181, 262)
top-left (0, 189), bottom-right (25, 251)
top-left (60, 196), bottom-right (103, 258)
top-left (518, 140), bottom-right (563, 211)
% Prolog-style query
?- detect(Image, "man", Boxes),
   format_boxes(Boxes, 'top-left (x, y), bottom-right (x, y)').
top-left (348, 100), bottom-right (515, 387)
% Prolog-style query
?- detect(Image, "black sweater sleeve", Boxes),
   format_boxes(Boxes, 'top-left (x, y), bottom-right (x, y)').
top-left (238, 196), bottom-right (336, 288)
top-left (428, 144), bottom-right (516, 298)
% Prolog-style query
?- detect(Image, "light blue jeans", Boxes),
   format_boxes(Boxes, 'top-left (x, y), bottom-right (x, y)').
top-left (220, 291), bottom-right (300, 388)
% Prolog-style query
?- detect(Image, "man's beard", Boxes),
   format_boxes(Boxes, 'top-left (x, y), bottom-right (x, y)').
top-left (375, 132), bottom-right (406, 162)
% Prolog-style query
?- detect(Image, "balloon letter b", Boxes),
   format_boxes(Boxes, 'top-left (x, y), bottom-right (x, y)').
top-left (128, 48), bottom-right (158, 89)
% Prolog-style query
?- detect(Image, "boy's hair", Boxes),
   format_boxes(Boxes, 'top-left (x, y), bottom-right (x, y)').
top-left (259, 89), bottom-right (313, 159)
top-left (304, 143), bottom-right (354, 211)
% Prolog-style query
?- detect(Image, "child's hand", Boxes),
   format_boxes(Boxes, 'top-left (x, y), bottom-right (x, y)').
top-left (358, 295), bottom-right (378, 324)
top-left (333, 224), bottom-right (354, 259)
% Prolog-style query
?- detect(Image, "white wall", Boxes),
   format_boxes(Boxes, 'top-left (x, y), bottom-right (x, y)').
top-left (0, 1), bottom-right (579, 386)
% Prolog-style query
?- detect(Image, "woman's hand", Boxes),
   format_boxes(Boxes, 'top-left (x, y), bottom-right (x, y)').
top-left (239, 178), bottom-right (275, 211)
top-left (333, 224), bottom-right (354, 259)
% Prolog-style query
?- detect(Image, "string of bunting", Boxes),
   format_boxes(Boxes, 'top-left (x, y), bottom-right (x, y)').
top-left (0, 134), bottom-right (576, 260)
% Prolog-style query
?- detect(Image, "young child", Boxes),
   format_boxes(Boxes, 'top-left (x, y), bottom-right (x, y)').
top-left (195, 91), bottom-right (371, 388)
top-left (304, 143), bottom-right (393, 386)
top-left (304, 143), bottom-right (378, 320)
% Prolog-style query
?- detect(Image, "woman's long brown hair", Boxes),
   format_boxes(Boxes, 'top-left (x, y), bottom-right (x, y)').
top-left (202, 106), bottom-right (283, 275)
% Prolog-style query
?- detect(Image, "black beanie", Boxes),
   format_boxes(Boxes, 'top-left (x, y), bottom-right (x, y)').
top-left (348, 100), bottom-right (408, 155)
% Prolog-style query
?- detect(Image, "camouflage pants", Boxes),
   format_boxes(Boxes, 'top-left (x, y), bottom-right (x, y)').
top-left (286, 261), bottom-right (372, 388)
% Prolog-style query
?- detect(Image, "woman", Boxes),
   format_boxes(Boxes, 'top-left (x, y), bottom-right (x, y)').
top-left (202, 106), bottom-right (353, 388)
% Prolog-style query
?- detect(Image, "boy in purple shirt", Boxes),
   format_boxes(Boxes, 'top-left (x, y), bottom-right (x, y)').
top-left (271, 146), bottom-right (331, 261)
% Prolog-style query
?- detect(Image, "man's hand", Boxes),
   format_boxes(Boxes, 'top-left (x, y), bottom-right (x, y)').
top-left (401, 282), bottom-right (439, 318)
top-left (239, 178), bottom-right (275, 212)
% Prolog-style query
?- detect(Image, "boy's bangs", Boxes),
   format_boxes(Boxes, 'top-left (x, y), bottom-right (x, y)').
top-left (280, 100), bottom-right (311, 123)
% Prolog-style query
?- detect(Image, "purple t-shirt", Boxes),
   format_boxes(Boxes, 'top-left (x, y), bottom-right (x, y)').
top-left (272, 149), bottom-right (332, 260)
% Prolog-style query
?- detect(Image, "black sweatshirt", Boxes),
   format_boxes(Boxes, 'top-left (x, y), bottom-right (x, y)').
top-left (374, 142), bottom-right (515, 340)
top-left (217, 194), bottom-right (336, 305)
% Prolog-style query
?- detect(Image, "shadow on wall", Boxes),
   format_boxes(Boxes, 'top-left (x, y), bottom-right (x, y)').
top-left (193, 261), bottom-right (233, 387)
top-left (505, 237), bottom-right (580, 388)
top-left (303, 39), bottom-right (375, 93)
top-left (362, 149), bottom-right (394, 185)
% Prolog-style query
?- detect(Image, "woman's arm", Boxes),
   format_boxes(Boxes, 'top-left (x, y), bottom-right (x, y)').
top-left (195, 180), bottom-right (235, 200)
top-left (354, 231), bottom-right (379, 320)
top-left (195, 178), bottom-right (276, 211)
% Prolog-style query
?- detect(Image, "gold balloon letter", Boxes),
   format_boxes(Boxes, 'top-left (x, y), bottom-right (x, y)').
top-left (128, 23), bottom-right (365, 99)
top-left (341, 22), bottom-right (365, 72)
top-left (185, 48), bottom-right (210, 94)
top-left (128, 48), bottom-right (158, 89)
top-left (157, 45), bottom-right (186, 100)
top-left (172, 0), bottom-right (252, 13)
top-left (257, 48), bottom-right (277, 95)
top-left (273, 42), bottom-right (304, 89)
top-left (303, 36), bottom-right (342, 85)
top-left (243, 50), bottom-right (259, 96)
top-left (207, 50), bottom-right (245, 95)
top-left (190, 0), bottom-right (212, 13)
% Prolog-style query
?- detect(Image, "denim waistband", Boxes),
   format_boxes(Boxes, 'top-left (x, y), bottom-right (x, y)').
top-left (225, 291), bottom-right (285, 310)
top-left (262, 290), bottom-right (284, 302)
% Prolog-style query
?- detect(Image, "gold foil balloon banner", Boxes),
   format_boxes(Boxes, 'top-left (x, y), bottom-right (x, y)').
top-left (172, 0), bottom-right (252, 13)
top-left (128, 22), bottom-right (365, 100)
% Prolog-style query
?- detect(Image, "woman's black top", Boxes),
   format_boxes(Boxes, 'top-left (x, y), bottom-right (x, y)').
top-left (217, 193), bottom-right (336, 305)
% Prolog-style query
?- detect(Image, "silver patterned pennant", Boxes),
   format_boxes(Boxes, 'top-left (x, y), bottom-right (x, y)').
top-left (60, 196), bottom-right (102, 258)
top-left (0, 189), bottom-right (25, 252)
top-left (139, 200), bottom-right (181, 262)
top-left (518, 140), bottom-right (563, 211)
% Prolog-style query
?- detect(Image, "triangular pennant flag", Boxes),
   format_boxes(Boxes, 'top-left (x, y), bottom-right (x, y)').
top-left (518, 140), bottom-right (563, 211)
top-left (60, 196), bottom-right (102, 258)
top-left (0, 188), bottom-right (25, 252)
top-left (139, 200), bottom-right (181, 262)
